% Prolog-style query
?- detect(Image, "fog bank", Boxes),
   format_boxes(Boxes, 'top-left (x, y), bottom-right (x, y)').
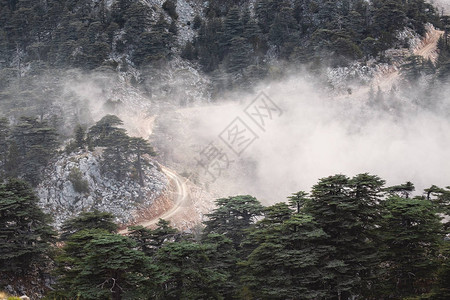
top-left (154, 73), bottom-right (450, 203)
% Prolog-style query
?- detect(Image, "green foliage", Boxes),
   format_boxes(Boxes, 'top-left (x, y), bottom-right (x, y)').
top-left (386, 181), bottom-right (416, 198)
top-left (431, 241), bottom-right (450, 299)
top-left (302, 174), bottom-right (386, 299)
top-left (0, 179), bottom-right (55, 275)
top-left (155, 240), bottom-right (228, 299)
top-left (0, 0), bottom-right (441, 91)
top-left (181, 41), bottom-right (196, 60)
top-left (133, 14), bottom-right (174, 66)
top-left (87, 115), bottom-right (125, 147)
top-left (203, 195), bottom-right (264, 248)
top-left (85, 115), bottom-right (158, 183)
top-left (227, 37), bottom-right (252, 74)
top-left (60, 210), bottom-right (118, 241)
top-left (379, 196), bottom-right (443, 298)
top-left (8, 117), bottom-right (59, 185)
top-left (74, 124), bottom-right (86, 149)
top-left (55, 230), bottom-right (157, 300)
top-left (163, 0), bottom-right (178, 20)
top-left (101, 130), bottom-right (130, 181)
top-left (287, 190), bottom-right (308, 213)
top-left (401, 55), bottom-right (427, 83)
top-left (241, 213), bottom-right (330, 299)
top-left (42, 173), bottom-right (449, 299)
top-left (128, 137), bottom-right (156, 186)
top-left (192, 15), bottom-right (202, 30)
top-left (194, 0), bottom-right (441, 83)
top-left (68, 167), bottom-right (90, 194)
top-left (128, 219), bottom-right (177, 256)
top-left (436, 22), bottom-right (450, 82)
top-left (0, 118), bottom-right (9, 179)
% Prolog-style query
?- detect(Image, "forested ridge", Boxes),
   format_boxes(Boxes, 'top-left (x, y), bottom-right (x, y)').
top-left (0, 0), bottom-right (449, 86)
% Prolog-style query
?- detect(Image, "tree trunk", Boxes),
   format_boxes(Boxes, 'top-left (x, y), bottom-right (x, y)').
top-left (137, 147), bottom-right (144, 186)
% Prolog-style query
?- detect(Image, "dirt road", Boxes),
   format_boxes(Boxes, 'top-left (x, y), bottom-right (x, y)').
top-left (118, 166), bottom-right (190, 234)
top-left (338, 27), bottom-right (443, 100)
top-left (414, 28), bottom-right (444, 61)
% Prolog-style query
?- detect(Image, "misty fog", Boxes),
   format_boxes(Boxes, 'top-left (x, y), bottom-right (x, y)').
top-left (3, 66), bottom-right (449, 204)
top-left (152, 72), bottom-right (450, 203)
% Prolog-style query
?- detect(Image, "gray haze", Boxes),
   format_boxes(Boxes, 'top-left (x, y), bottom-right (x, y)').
top-left (154, 74), bottom-right (450, 204)
top-left (4, 68), bottom-right (448, 205)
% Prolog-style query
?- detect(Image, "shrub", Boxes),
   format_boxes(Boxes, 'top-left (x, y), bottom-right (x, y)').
top-left (162, 0), bottom-right (178, 20)
top-left (68, 168), bottom-right (90, 194)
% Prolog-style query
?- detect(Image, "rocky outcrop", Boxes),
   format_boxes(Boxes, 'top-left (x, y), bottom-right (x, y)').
top-left (37, 149), bottom-right (168, 228)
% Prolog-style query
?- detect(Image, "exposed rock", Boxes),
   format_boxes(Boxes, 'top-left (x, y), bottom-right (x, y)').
top-left (37, 149), bottom-right (168, 228)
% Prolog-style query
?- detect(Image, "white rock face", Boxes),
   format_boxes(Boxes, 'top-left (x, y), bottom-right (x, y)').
top-left (37, 149), bottom-right (168, 228)
top-left (428, 0), bottom-right (450, 14)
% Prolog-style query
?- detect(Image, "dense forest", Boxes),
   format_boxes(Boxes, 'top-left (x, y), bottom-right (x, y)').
top-left (1, 0), bottom-right (450, 299)
top-left (0, 0), bottom-right (449, 88)
top-left (1, 174), bottom-right (450, 299)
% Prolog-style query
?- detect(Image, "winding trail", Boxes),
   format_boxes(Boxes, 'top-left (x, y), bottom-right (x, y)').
top-left (414, 28), bottom-right (444, 61)
top-left (377, 28), bottom-right (443, 88)
top-left (119, 166), bottom-right (190, 234)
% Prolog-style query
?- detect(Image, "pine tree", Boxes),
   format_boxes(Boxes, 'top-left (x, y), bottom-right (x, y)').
top-left (60, 210), bottom-right (118, 241)
top-left (304, 174), bottom-right (385, 299)
top-left (244, 18), bottom-right (263, 52)
top-left (74, 124), bottom-right (86, 149)
top-left (372, 1), bottom-right (407, 49)
top-left (379, 195), bottom-right (443, 298)
top-left (88, 115), bottom-right (125, 147)
top-left (111, 0), bottom-right (133, 27)
top-left (385, 181), bottom-right (416, 198)
top-left (196, 18), bottom-right (224, 72)
top-left (288, 191), bottom-right (308, 213)
top-left (223, 6), bottom-right (244, 48)
top-left (124, 1), bottom-right (152, 41)
top-left (169, 20), bottom-right (178, 35)
top-left (134, 14), bottom-right (174, 65)
top-left (10, 117), bottom-right (58, 185)
top-left (129, 137), bottom-right (156, 186)
top-left (163, 0), bottom-right (178, 20)
top-left (203, 195), bottom-right (264, 248)
top-left (0, 179), bottom-right (55, 274)
top-left (241, 211), bottom-right (330, 299)
top-left (0, 118), bottom-right (9, 178)
top-left (201, 233), bottom-right (238, 298)
top-left (432, 240), bottom-right (450, 299)
top-left (4, 141), bottom-right (20, 178)
top-left (128, 219), bottom-right (177, 257)
top-left (101, 130), bottom-right (130, 181)
top-left (181, 41), bottom-right (196, 60)
top-left (55, 231), bottom-right (157, 300)
top-left (192, 15), bottom-right (202, 30)
top-left (401, 55), bottom-right (425, 83)
top-left (255, 0), bottom-right (274, 34)
top-left (268, 2), bottom-right (299, 57)
top-left (227, 36), bottom-right (252, 74)
top-left (155, 240), bottom-right (228, 299)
